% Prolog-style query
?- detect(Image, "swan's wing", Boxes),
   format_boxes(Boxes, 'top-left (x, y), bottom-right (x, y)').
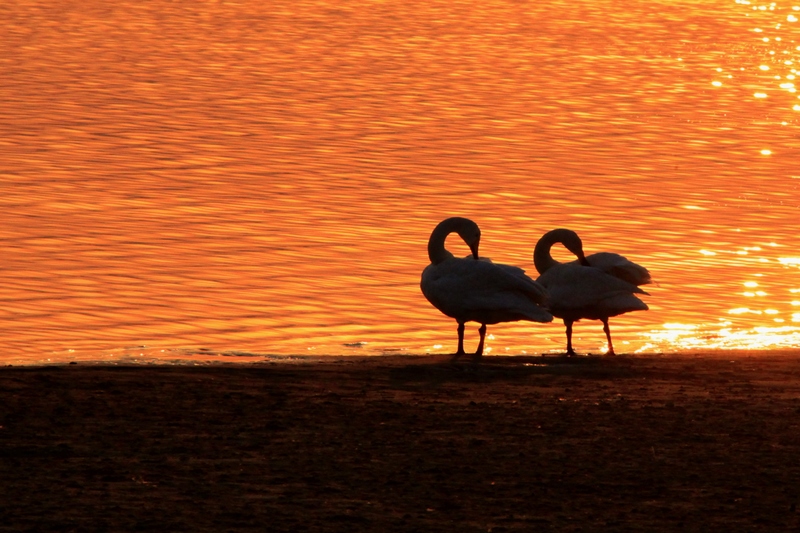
top-left (459, 260), bottom-right (552, 321)
top-left (538, 263), bottom-right (646, 311)
top-left (459, 256), bottom-right (546, 299)
top-left (473, 259), bottom-right (549, 306)
top-left (581, 252), bottom-right (651, 286)
top-left (422, 258), bottom-right (549, 316)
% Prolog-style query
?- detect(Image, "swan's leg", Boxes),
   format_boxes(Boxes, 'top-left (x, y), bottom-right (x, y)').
top-left (564, 319), bottom-right (577, 356)
top-left (602, 318), bottom-right (616, 356)
top-left (454, 322), bottom-right (466, 358)
top-left (474, 324), bottom-right (487, 357)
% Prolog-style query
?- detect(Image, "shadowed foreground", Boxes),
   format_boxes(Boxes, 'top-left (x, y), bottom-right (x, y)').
top-left (2, 354), bottom-right (800, 532)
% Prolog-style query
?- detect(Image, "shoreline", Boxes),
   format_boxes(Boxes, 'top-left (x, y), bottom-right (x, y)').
top-left (5, 348), bottom-right (800, 368)
top-left (2, 354), bottom-right (800, 531)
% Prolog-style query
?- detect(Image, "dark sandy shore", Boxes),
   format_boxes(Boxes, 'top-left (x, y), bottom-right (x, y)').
top-left (2, 353), bottom-right (800, 532)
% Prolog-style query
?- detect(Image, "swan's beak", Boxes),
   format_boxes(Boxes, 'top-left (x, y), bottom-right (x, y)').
top-left (470, 243), bottom-right (480, 260)
top-left (578, 252), bottom-right (591, 267)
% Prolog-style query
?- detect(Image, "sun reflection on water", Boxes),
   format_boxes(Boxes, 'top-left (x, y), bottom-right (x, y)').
top-left (1, 0), bottom-right (800, 363)
top-left (726, 0), bottom-right (800, 134)
top-left (646, 323), bottom-right (800, 351)
top-left (642, 234), bottom-right (800, 351)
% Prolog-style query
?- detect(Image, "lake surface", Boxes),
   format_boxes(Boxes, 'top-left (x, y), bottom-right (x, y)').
top-left (1, 0), bottom-right (799, 364)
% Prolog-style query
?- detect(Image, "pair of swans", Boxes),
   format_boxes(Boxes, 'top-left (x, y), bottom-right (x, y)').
top-left (420, 217), bottom-right (650, 358)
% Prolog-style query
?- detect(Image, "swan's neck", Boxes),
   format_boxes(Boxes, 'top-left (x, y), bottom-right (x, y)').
top-left (427, 221), bottom-right (457, 265)
top-left (428, 217), bottom-right (478, 265)
top-left (533, 234), bottom-right (560, 274)
top-left (534, 228), bottom-right (582, 274)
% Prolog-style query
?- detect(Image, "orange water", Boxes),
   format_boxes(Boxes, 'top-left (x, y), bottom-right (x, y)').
top-left (1, 0), bottom-right (799, 364)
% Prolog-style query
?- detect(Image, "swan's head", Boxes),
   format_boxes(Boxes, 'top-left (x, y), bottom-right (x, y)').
top-left (429, 217), bottom-right (482, 263)
top-left (552, 228), bottom-right (588, 263)
top-left (455, 218), bottom-right (481, 260)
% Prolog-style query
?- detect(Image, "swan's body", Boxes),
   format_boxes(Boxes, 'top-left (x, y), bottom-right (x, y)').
top-left (421, 217), bottom-right (552, 358)
top-left (533, 228), bottom-right (650, 356)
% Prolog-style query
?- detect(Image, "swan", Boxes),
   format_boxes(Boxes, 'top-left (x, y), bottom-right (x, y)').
top-left (533, 228), bottom-right (650, 356)
top-left (421, 217), bottom-right (552, 359)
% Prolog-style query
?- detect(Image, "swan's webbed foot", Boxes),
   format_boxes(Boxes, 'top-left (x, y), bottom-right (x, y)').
top-left (451, 350), bottom-right (466, 362)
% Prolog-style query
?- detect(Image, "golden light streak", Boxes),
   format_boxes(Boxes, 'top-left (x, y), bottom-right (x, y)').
top-left (7, 0), bottom-right (800, 363)
top-left (729, 308), bottom-right (760, 314)
top-left (647, 324), bottom-right (800, 350)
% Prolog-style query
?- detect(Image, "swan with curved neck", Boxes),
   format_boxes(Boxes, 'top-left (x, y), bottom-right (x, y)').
top-left (427, 216), bottom-right (481, 265)
top-left (421, 217), bottom-right (552, 359)
top-left (533, 228), bottom-right (650, 356)
top-left (534, 228), bottom-right (591, 273)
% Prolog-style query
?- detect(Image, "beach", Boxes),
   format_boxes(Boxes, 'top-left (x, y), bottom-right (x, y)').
top-left (2, 353), bottom-right (800, 531)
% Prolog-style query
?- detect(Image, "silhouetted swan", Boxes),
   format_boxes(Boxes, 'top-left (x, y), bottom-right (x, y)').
top-left (421, 217), bottom-right (552, 359)
top-left (533, 228), bottom-right (650, 356)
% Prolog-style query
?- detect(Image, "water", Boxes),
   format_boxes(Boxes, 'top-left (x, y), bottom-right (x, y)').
top-left (1, 0), bottom-right (799, 364)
